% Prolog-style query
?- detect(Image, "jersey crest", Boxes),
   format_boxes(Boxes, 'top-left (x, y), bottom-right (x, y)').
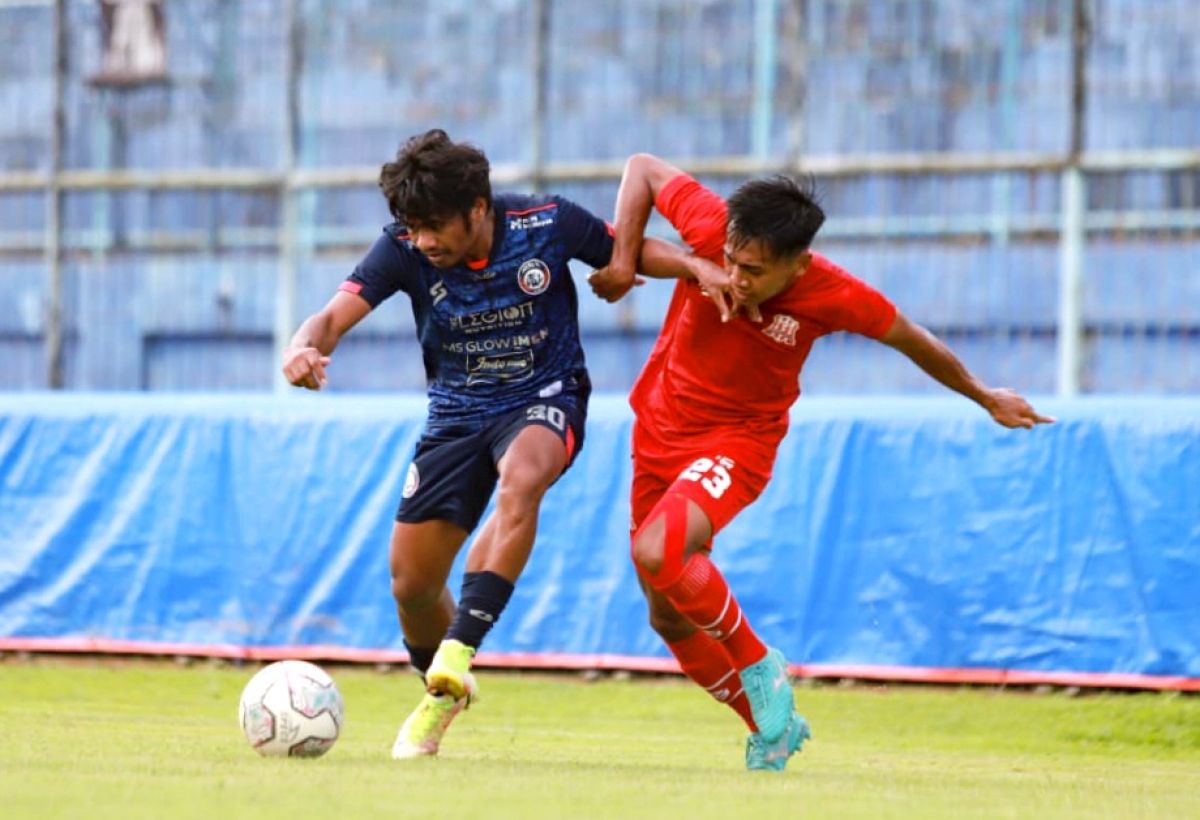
top-left (517, 258), bottom-right (551, 296)
top-left (761, 314), bottom-right (800, 346)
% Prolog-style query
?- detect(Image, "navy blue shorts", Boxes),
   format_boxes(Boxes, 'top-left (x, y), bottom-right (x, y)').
top-left (396, 397), bottom-right (587, 532)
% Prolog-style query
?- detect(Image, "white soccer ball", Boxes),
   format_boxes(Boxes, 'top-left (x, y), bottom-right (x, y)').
top-left (238, 660), bottom-right (345, 758)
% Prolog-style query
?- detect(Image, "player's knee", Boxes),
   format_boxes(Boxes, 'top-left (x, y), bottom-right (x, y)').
top-left (389, 573), bottom-right (441, 613)
top-left (630, 525), bottom-right (665, 576)
top-left (496, 458), bottom-right (556, 512)
top-left (631, 493), bottom-right (690, 586)
top-left (495, 472), bottom-right (549, 509)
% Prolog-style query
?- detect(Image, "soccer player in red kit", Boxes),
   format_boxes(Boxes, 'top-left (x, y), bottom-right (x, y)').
top-left (588, 154), bottom-right (1054, 772)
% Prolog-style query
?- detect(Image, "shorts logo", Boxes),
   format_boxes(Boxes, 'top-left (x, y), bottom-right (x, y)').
top-left (517, 259), bottom-right (551, 296)
top-left (402, 462), bottom-right (420, 499)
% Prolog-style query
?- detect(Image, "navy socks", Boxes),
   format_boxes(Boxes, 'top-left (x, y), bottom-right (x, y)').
top-left (444, 570), bottom-right (515, 649)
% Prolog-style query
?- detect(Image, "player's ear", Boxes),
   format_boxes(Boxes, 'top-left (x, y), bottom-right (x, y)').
top-left (471, 197), bottom-right (488, 224)
top-left (794, 251), bottom-right (813, 276)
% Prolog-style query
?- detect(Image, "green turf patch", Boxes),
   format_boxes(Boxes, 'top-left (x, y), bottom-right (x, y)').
top-left (1, 658), bottom-right (1197, 819)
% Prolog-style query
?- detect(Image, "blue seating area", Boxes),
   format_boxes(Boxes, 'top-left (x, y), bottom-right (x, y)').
top-left (4, 1), bottom-right (1198, 169)
top-left (1, 0), bottom-right (1197, 392)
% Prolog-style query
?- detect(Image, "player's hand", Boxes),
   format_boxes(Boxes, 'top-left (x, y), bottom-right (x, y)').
top-left (588, 265), bottom-right (644, 302)
top-left (686, 257), bottom-right (739, 322)
top-left (731, 293), bottom-right (763, 323)
top-left (282, 346), bottom-right (331, 391)
top-left (983, 388), bottom-right (1056, 429)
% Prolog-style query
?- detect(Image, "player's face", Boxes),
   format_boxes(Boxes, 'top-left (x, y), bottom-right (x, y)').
top-left (407, 199), bottom-right (489, 268)
top-left (723, 238), bottom-right (811, 308)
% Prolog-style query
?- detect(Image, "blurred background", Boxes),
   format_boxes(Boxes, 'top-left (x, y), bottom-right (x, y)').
top-left (1, 0), bottom-right (1197, 395)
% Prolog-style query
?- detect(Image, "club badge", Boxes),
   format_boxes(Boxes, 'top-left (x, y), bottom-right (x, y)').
top-left (517, 259), bottom-right (551, 296)
top-left (402, 462), bottom-right (420, 498)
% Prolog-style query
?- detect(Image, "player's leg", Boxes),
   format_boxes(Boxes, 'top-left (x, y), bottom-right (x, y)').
top-left (389, 519), bottom-right (468, 674)
top-left (391, 519), bottom-right (483, 759)
top-left (638, 573), bottom-right (758, 732)
top-left (391, 424), bottom-right (499, 759)
top-left (467, 421), bottom-right (567, 576)
top-left (638, 519), bottom-right (809, 771)
top-left (630, 459), bottom-right (760, 732)
top-left (631, 456), bottom-right (794, 744)
top-left (631, 490), bottom-right (773, 687)
top-left (390, 425), bottom-right (494, 678)
top-left (424, 400), bottom-right (580, 699)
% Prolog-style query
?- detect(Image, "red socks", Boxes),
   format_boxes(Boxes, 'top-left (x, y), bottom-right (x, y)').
top-left (667, 630), bottom-right (756, 731)
top-left (660, 553), bottom-right (767, 670)
top-left (636, 497), bottom-right (770, 731)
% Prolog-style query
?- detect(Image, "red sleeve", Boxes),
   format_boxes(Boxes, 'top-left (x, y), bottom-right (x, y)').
top-left (810, 255), bottom-right (898, 339)
top-left (654, 174), bottom-right (727, 263)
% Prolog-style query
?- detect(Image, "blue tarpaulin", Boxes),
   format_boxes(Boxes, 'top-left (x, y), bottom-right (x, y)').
top-left (1, 393), bottom-right (1197, 686)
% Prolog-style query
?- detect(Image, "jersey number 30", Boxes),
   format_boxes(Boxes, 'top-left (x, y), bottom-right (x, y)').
top-left (680, 456), bottom-right (734, 499)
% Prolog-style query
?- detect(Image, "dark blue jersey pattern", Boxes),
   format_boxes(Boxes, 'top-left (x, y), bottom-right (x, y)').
top-left (341, 194), bottom-right (614, 422)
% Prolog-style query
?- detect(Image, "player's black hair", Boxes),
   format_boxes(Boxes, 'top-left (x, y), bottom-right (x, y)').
top-left (726, 174), bottom-right (825, 260)
top-left (379, 128), bottom-right (492, 226)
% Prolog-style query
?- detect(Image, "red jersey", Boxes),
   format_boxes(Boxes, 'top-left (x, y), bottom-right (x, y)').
top-left (629, 173), bottom-right (897, 444)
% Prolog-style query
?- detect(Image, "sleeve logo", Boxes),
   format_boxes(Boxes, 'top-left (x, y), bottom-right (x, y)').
top-left (517, 259), bottom-right (552, 296)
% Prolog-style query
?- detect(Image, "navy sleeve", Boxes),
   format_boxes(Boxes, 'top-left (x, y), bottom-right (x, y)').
top-left (341, 228), bottom-right (417, 308)
top-left (551, 196), bottom-right (615, 270)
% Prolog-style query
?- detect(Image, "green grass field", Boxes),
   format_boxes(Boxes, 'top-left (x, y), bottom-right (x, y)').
top-left (1, 657), bottom-right (1198, 819)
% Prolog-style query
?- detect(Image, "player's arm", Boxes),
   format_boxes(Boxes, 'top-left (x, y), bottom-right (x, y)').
top-left (605, 153), bottom-right (682, 288)
top-left (880, 311), bottom-right (1055, 429)
top-left (281, 291), bottom-right (370, 391)
top-left (588, 153), bottom-right (733, 319)
top-left (637, 238), bottom-right (728, 288)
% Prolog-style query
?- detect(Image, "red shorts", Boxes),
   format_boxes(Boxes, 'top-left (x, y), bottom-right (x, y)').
top-left (630, 418), bottom-right (779, 536)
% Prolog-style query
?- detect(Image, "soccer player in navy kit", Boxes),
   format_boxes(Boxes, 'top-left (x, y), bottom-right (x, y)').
top-left (281, 130), bottom-right (712, 758)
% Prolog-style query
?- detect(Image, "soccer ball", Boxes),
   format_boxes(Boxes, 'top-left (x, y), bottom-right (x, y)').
top-left (238, 660), bottom-right (345, 758)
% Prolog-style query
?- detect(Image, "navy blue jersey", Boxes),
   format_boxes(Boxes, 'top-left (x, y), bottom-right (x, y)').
top-left (341, 194), bottom-right (613, 421)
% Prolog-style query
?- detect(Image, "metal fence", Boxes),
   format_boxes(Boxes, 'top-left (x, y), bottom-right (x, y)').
top-left (1, 0), bottom-right (1197, 393)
